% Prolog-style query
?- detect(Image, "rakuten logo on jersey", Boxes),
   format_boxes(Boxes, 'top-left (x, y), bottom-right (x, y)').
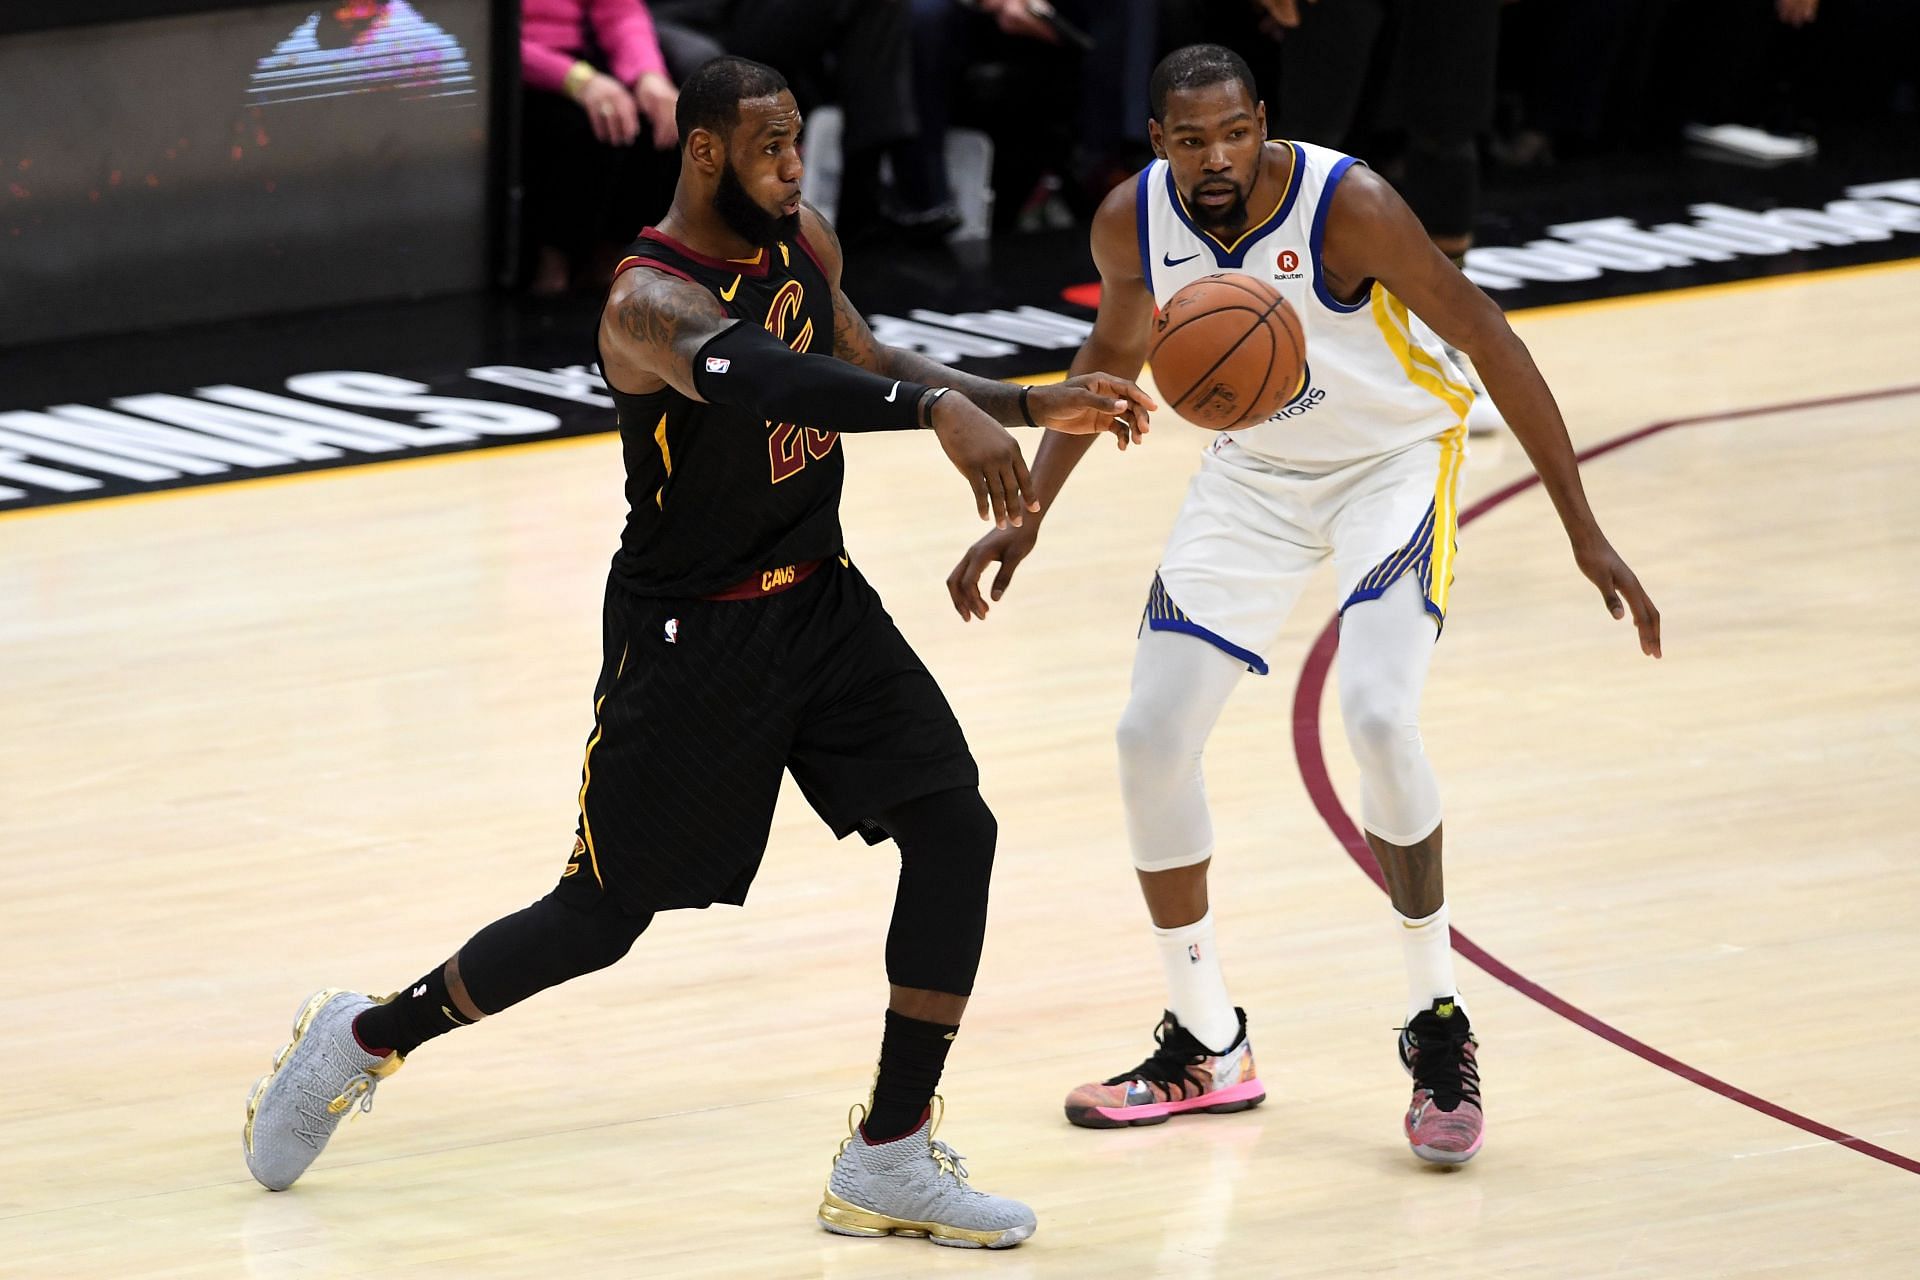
top-left (1275, 248), bottom-right (1304, 280)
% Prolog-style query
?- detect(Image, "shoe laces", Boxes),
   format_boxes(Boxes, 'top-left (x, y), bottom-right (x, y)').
top-left (327, 1071), bottom-right (381, 1118)
top-left (837, 1096), bottom-right (973, 1185)
top-left (1103, 1014), bottom-right (1211, 1092)
top-left (924, 1097), bottom-right (971, 1183)
top-left (1401, 1013), bottom-right (1481, 1112)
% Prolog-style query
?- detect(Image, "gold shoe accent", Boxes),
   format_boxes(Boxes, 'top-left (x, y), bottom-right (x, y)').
top-left (817, 1191), bottom-right (1013, 1247)
top-left (242, 991), bottom-right (403, 1152)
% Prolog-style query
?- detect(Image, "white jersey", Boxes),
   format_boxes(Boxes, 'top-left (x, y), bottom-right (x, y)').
top-left (1136, 140), bottom-right (1472, 469)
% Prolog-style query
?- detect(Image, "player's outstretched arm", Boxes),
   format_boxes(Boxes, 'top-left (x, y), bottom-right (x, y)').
top-left (946, 177), bottom-right (1160, 620)
top-left (798, 204), bottom-right (1156, 447)
top-left (1322, 167), bottom-right (1662, 658)
top-left (598, 266), bottom-right (1041, 528)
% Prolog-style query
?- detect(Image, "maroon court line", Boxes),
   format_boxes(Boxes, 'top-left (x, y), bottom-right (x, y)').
top-left (1289, 383), bottom-right (1920, 1177)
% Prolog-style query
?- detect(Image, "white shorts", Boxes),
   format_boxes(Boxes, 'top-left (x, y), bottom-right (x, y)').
top-left (1143, 427), bottom-right (1467, 674)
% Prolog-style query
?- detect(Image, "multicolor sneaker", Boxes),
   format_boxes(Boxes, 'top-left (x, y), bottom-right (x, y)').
top-left (1398, 996), bottom-right (1483, 1165)
top-left (818, 1100), bottom-right (1036, 1249)
top-left (1063, 1008), bottom-right (1264, 1129)
top-left (243, 989), bottom-right (403, 1190)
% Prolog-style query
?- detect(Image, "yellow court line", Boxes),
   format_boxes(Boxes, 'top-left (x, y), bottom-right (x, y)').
top-left (1503, 255), bottom-right (1920, 322)
top-left (0, 430), bottom-right (617, 526)
top-left (2, 253), bottom-right (1914, 526)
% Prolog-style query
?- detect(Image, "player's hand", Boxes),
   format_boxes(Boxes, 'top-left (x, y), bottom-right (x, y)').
top-left (947, 523), bottom-right (1040, 620)
top-left (931, 392), bottom-right (1039, 529)
top-left (1573, 537), bottom-right (1662, 658)
top-left (1253, 0), bottom-right (1317, 36)
top-left (981, 0), bottom-right (1058, 42)
top-left (1026, 374), bottom-right (1158, 450)
top-left (632, 72), bottom-right (680, 149)
top-left (577, 72), bottom-right (641, 146)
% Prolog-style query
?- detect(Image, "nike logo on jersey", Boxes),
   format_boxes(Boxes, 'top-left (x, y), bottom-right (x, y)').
top-left (720, 274), bottom-right (742, 302)
top-left (1163, 251), bottom-right (1200, 267)
top-left (884, 381), bottom-right (901, 402)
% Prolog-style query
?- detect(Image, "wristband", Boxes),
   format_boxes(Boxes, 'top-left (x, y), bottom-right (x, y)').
top-left (1019, 385), bottom-right (1039, 429)
top-left (920, 386), bottom-right (952, 429)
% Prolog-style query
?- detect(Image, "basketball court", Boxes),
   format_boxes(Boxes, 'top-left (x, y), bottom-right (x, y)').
top-left (3, 256), bottom-right (1916, 1275)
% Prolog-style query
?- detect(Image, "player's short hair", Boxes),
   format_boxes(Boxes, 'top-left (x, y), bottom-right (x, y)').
top-left (1149, 44), bottom-right (1258, 123)
top-left (674, 55), bottom-right (790, 147)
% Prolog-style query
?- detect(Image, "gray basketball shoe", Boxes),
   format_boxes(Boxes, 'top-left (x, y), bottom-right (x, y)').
top-left (818, 1101), bottom-right (1036, 1249)
top-left (243, 989), bottom-right (403, 1190)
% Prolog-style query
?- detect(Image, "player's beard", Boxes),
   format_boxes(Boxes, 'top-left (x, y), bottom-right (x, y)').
top-left (1187, 179), bottom-right (1249, 233)
top-left (714, 158), bottom-right (800, 247)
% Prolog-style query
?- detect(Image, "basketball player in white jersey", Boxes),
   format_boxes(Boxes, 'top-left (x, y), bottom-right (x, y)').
top-left (948, 45), bottom-right (1661, 1164)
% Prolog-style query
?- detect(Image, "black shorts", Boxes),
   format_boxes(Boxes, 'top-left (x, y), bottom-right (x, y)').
top-left (554, 557), bottom-right (978, 914)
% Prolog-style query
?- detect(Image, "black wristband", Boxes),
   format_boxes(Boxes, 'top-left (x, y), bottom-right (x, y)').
top-left (919, 385), bottom-right (951, 428)
top-left (1019, 385), bottom-right (1040, 429)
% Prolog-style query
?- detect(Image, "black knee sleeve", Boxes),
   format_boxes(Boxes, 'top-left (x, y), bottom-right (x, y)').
top-left (458, 890), bottom-right (653, 1014)
top-left (1399, 135), bottom-right (1479, 243)
top-left (875, 787), bottom-right (997, 996)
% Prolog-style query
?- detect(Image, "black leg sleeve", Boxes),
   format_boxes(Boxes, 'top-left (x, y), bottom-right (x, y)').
top-left (873, 787), bottom-right (998, 996)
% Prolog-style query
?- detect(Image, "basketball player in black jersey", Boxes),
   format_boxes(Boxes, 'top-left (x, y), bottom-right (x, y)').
top-left (241, 56), bottom-right (1154, 1249)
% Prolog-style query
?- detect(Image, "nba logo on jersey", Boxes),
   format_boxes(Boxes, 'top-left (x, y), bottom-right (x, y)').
top-left (664, 618), bottom-right (679, 644)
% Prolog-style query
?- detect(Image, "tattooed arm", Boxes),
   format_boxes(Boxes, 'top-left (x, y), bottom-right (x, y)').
top-left (598, 266), bottom-right (735, 397)
top-left (800, 204), bottom-right (1155, 443)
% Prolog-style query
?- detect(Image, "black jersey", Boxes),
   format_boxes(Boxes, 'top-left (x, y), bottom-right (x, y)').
top-left (601, 227), bottom-right (843, 597)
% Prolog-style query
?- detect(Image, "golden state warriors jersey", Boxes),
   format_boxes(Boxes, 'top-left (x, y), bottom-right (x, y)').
top-left (1136, 141), bottom-right (1473, 469)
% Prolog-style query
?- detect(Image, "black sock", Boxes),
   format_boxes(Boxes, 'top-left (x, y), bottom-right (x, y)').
top-left (352, 963), bottom-right (474, 1058)
top-left (865, 1009), bottom-right (958, 1143)
top-left (351, 892), bottom-right (651, 1058)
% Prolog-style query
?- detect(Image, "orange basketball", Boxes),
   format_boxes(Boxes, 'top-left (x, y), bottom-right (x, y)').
top-left (1147, 274), bottom-right (1306, 431)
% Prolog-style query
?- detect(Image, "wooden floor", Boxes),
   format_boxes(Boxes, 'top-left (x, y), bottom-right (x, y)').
top-left (4, 260), bottom-right (1918, 1278)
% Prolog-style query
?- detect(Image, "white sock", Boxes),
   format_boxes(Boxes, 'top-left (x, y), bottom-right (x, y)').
top-left (1152, 911), bottom-right (1240, 1054)
top-left (1397, 903), bottom-right (1463, 1020)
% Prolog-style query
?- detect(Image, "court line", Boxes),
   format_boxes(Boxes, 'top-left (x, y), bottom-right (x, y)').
top-left (1289, 382), bottom-right (1920, 1178)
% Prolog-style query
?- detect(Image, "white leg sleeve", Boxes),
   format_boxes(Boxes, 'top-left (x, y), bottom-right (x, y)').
top-left (1337, 575), bottom-right (1444, 846)
top-left (1118, 628), bottom-right (1247, 872)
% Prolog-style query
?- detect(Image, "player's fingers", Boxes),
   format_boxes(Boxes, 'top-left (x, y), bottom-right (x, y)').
top-left (947, 553), bottom-right (985, 620)
top-left (968, 471), bottom-right (989, 522)
top-left (1116, 378), bottom-right (1159, 414)
top-left (984, 466), bottom-right (1011, 528)
top-left (1011, 444), bottom-right (1039, 512)
top-left (1628, 585), bottom-right (1662, 658)
top-left (1600, 582), bottom-right (1624, 620)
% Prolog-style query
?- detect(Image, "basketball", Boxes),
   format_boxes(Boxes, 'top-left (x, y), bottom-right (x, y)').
top-left (1147, 274), bottom-right (1306, 431)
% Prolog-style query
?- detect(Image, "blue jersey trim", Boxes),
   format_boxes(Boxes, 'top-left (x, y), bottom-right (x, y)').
top-left (1310, 155), bottom-right (1373, 313)
top-left (1135, 164), bottom-right (1156, 296)
top-left (1164, 141), bottom-right (1305, 270)
top-left (1140, 571), bottom-right (1270, 674)
top-left (1146, 616), bottom-right (1272, 675)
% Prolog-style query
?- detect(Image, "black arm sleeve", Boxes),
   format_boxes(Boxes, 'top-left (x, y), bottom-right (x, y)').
top-left (691, 322), bottom-right (931, 432)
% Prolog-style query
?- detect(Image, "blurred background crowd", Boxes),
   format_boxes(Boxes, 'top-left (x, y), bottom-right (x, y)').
top-left (517, 0), bottom-right (1918, 292)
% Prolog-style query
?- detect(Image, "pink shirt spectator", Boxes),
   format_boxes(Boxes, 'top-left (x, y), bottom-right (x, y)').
top-left (522, 0), bottom-right (669, 94)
